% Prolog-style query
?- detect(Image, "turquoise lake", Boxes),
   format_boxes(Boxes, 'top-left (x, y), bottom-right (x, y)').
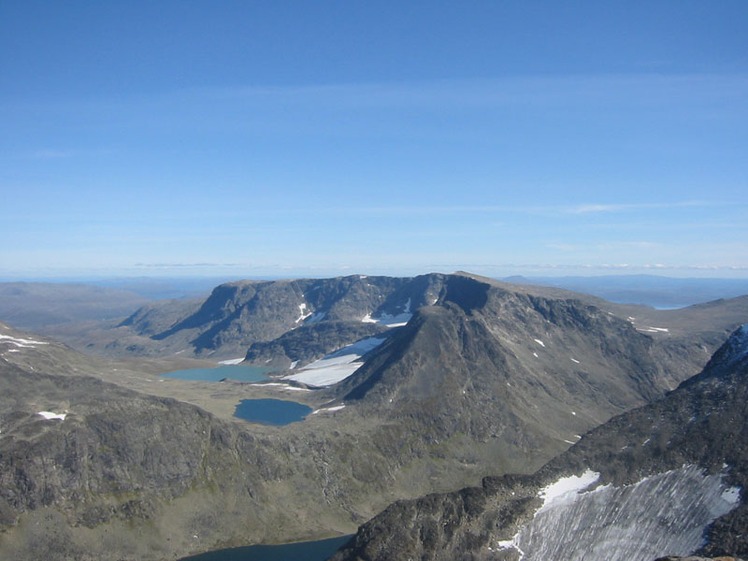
top-left (163, 364), bottom-right (271, 383)
top-left (179, 535), bottom-right (351, 561)
top-left (234, 399), bottom-right (313, 425)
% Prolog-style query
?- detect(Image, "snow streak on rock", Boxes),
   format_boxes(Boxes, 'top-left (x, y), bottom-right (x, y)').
top-left (511, 465), bottom-right (740, 561)
top-left (0, 333), bottom-right (48, 348)
top-left (37, 411), bottom-right (67, 421)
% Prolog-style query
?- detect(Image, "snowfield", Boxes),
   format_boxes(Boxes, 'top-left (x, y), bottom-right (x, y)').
top-left (284, 337), bottom-right (385, 387)
top-left (497, 465), bottom-right (740, 561)
top-left (362, 298), bottom-right (413, 327)
top-left (218, 358), bottom-right (245, 365)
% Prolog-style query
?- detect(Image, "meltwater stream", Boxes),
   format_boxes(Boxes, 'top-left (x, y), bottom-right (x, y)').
top-left (500, 464), bottom-right (740, 561)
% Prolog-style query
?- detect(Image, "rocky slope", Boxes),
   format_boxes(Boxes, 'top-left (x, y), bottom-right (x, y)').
top-left (0, 323), bottom-right (369, 560)
top-left (329, 325), bottom-right (748, 561)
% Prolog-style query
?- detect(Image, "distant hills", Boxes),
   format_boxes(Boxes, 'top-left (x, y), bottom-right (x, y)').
top-left (0, 282), bottom-right (150, 329)
top-left (508, 274), bottom-right (748, 309)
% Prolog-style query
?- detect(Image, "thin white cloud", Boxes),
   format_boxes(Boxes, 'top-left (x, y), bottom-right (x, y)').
top-left (20, 147), bottom-right (116, 160)
top-left (565, 201), bottom-right (721, 215)
top-left (270, 200), bottom-right (734, 218)
top-left (29, 149), bottom-right (75, 159)
top-left (186, 73), bottom-right (748, 110)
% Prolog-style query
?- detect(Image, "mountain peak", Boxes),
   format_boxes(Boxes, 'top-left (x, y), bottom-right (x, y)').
top-left (682, 324), bottom-right (748, 389)
top-left (721, 324), bottom-right (748, 366)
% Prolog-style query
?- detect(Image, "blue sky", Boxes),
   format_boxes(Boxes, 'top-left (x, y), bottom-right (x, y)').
top-left (1, 1), bottom-right (747, 279)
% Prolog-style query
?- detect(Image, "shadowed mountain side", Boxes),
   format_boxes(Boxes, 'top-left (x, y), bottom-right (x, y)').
top-left (329, 326), bottom-right (748, 561)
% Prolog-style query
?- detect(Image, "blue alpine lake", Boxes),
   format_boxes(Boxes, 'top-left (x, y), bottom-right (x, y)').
top-left (234, 398), bottom-right (313, 425)
top-left (179, 535), bottom-right (351, 561)
top-left (163, 364), bottom-right (271, 383)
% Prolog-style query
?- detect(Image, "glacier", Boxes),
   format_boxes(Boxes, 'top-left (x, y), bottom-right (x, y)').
top-left (498, 464), bottom-right (740, 561)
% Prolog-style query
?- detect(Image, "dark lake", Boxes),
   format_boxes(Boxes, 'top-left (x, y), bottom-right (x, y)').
top-left (234, 398), bottom-right (313, 425)
top-left (180, 535), bottom-right (351, 561)
top-left (163, 364), bottom-right (271, 383)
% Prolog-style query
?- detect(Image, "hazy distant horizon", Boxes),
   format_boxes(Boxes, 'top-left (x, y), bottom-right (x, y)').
top-left (3, 264), bottom-right (748, 284)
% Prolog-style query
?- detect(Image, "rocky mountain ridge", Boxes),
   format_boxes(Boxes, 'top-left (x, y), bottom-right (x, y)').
top-left (116, 275), bottom-right (426, 360)
top-left (21, 273), bottom-right (747, 377)
top-left (329, 323), bottom-right (748, 561)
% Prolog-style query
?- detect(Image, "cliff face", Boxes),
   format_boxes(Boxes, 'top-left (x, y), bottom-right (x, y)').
top-left (329, 325), bottom-right (748, 561)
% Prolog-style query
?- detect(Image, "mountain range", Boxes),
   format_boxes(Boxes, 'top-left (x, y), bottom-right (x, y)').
top-left (0, 272), bottom-right (746, 560)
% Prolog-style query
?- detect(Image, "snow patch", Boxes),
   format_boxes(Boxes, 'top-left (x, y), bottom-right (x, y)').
top-left (284, 337), bottom-right (385, 387)
top-left (637, 326), bottom-right (670, 334)
top-left (38, 411), bottom-right (66, 421)
top-left (0, 333), bottom-right (48, 348)
top-left (295, 302), bottom-right (313, 324)
top-left (313, 405), bottom-right (346, 415)
top-left (219, 358), bottom-right (244, 365)
top-left (362, 298), bottom-right (413, 327)
top-left (537, 469), bottom-right (600, 512)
